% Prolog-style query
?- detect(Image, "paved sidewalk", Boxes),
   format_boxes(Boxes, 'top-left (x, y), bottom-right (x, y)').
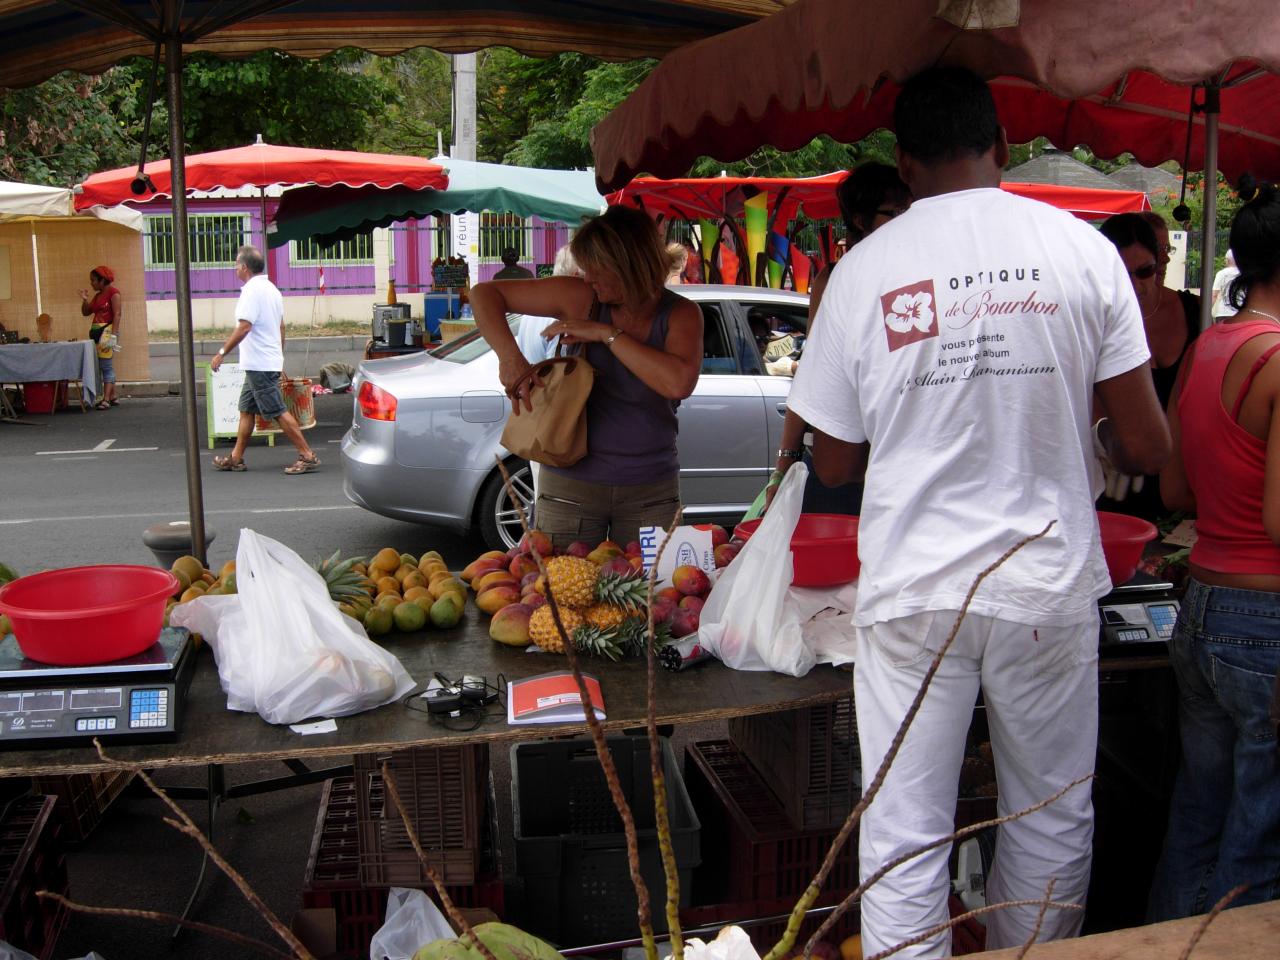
top-left (122, 336), bottom-right (371, 396)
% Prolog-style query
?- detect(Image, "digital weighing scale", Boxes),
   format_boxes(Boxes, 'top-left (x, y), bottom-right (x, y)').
top-left (0, 627), bottom-right (197, 749)
top-left (1098, 575), bottom-right (1180, 654)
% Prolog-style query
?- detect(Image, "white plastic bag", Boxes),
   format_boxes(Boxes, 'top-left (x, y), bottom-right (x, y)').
top-left (697, 464), bottom-right (815, 676)
top-left (369, 887), bottom-right (455, 960)
top-left (171, 529), bottom-right (414, 725)
top-left (683, 925), bottom-right (761, 960)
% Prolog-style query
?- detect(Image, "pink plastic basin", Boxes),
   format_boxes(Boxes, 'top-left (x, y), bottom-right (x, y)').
top-left (1098, 511), bottom-right (1158, 587)
top-left (0, 565), bottom-right (179, 665)
top-left (733, 513), bottom-right (860, 587)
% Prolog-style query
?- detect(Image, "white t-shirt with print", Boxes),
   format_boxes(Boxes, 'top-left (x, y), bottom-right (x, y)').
top-left (788, 187), bottom-right (1151, 627)
top-left (235, 273), bottom-right (285, 371)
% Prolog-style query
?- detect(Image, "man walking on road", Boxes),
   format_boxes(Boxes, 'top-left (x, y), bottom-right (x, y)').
top-left (788, 67), bottom-right (1170, 957)
top-left (210, 245), bottom-right (320, 475)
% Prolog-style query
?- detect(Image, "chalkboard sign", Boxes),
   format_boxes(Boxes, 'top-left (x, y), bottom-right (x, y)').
top-left (432, 263), bottom-right (470, 289)
top-left (535, 264), bottom-right (554, 278)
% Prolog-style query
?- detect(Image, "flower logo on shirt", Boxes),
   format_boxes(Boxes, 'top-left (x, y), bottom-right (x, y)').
top-left (880, 279), bottom-right (939, 352)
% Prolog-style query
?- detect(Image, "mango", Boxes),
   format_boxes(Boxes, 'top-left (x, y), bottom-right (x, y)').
top-left (429, 596), bottom-right (464, 629)
top-left (403, 586), bottom-right (433, 603)
top-left (508, 554), bottom-right (539, 580)
top-left (490, 603), bottom-right (533, 646)
top-left (418, 550), bottom-right (444, 567)
top-left (371, 547), bottom-right (401, 572)
top-left (401, 570), bottom-right (428, 592)
top-left (393, 601), bottom-right (428, 632)
top-left (376, 575), bottom-right (400, 596)
top-left (474, 570), bottom-right (518, 593)
top-left (475, 585), bottom-right (520, 615)
top-left (672, 564), bottom-right (711, 598)
top-left (394, 563), bottom-right (419, 583)
top-left (430, 578), bottom-right (467, 602)
top-left (519, 529), bottom-right (553, 559)
top-left (363, 606), bottom-right (393, 637)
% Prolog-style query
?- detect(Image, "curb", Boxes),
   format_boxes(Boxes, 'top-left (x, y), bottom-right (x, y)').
top-left (120, 380), bottom-right (199, 397)
top-left (147, 335), bottom-right (364, 358)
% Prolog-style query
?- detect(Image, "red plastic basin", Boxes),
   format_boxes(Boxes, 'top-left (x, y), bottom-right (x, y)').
top-left (1098, 511), bottom-right (1158, 586)
top-left (0, 565), bottom-right (179, 665)
top-left (733, 513), bottom-right (860, 587)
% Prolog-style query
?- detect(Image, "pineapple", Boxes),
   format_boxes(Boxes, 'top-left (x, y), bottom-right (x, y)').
top-left (528, 605), bottom-right (625, 660)
top-left (584, 602), bottom-right (629, 632)
top-left (593, 568), bottom-right (650, 611)
top-left (617, 616), bottom-right (673, 658)
top-left (544, 556), bottom-right (649, 610)
top-left (544, 556), bottom-right (598, 607)
top-left (314, 550), bottom-right (371, 605)
top-left (529, 605), bottom-right (583, 653)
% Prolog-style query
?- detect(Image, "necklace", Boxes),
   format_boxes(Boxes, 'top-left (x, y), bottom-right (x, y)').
top-left (1242, 307), bottom-right (1280, 324)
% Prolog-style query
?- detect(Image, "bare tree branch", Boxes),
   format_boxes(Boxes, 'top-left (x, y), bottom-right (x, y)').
top-left (864, 898), bottom-right (1082, 960)
top-left (93, 740), bottom-right (315, 960)
top-left (806, 774), bottom-right (1091, 951)
top-left (647, 503), bottom-right (686, 960)
top-left (766, 522), bottom-right (1055, 960)
top-left (1013, 878), bottom-right (1057, 960)
top-left (1177, 884), bottom-right (1249, 960)
top-left (496, 457), bottom-right (658, 960)
top-left (380, 761), bottom-right (499, 960)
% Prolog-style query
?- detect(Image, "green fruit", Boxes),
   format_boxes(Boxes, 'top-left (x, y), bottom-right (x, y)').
top-left (363, 606), bottom-right (393, 637)
top-left (219, 572), bottom-right (237, 594)
top-left (429, 596), bottom-right (464, 629)
top-left (392, 601), bottom-right (427, 632)
top-left (0, 614), bottom-right (11, 636)
top-left (0, 563), bottom-right (17, 586)
top-left (400, 552), bottom-right (418, 568)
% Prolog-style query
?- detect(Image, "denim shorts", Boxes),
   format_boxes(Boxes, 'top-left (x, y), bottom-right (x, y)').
top-left (238, 369), bottom-right (286, 419)
top-left (98, 355), bottom-right (115, 384)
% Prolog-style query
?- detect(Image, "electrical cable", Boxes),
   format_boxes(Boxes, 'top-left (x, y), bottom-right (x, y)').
top-left (400, 672), bottom-right (506, 732)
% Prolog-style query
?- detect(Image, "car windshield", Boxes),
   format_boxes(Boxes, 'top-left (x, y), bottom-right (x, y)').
top-left (429, 315), bottom-right (520, 364)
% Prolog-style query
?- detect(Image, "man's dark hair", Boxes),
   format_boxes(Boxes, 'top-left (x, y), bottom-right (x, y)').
top-left (1099, 214), bottom-right (1158, 259)
top-left (893, 66), bottom-right (1000, 165)
top-left (1227, 182), bottom-right (1280, 309)
top-left (236, 245), bottom-right (266, 275)
top-left (501, 247), bottom-right (519, 265)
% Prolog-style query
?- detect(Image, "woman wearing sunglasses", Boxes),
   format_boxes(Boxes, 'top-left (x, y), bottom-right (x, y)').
top-left (1096, 213), bottom-right (1200, 520)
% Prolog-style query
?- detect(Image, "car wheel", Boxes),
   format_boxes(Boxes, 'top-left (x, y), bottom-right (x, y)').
top-left (476, 458), bottom-right (534, 551)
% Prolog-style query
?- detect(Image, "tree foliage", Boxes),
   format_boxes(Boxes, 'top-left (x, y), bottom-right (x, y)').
top-left (357, 48), bottom-right (452, 157)
top-left (0, 69), bottom-right (141, 184)
top-left (174, 49), bottom-right (395, 153)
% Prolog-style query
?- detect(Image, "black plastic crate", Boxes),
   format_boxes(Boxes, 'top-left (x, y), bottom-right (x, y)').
top-left (512, 736), bottom-right (700, 947)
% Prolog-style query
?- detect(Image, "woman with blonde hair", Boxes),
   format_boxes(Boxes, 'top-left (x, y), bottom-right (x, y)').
top-left (471, 205), bottom-right (703, 547)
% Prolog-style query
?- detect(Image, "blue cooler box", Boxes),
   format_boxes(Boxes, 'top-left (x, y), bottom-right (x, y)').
top-left (423, 293), bottom-right (461, 337)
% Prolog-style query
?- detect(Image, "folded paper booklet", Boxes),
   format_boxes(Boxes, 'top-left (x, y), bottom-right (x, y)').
top-left (507, 670), bottom-right (605, 725)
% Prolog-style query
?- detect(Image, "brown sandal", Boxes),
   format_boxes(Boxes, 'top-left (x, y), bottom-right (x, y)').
top-left (213, 455), bottom-right (246, 472)
top-left (284, 454), bottom-right (320, 475)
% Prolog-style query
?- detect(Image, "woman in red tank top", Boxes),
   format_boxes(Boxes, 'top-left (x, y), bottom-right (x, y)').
top-left (1148, 182), bottom-right (1280, 921)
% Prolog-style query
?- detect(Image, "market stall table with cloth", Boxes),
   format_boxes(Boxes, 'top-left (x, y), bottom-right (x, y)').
top-left (0, 340), bottom-right (96, 410)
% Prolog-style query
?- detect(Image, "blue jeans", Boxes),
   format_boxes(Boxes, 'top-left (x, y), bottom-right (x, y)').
top-left (1148, 578), bottom-right (1280, 920)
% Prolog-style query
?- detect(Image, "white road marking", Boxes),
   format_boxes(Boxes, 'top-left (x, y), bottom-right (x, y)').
top-left (50, 456), bottom-right (98, 461)
top-left (0, 504), bottom-right (361, 526)
top-left (36, 438), bottom-right (158, 456)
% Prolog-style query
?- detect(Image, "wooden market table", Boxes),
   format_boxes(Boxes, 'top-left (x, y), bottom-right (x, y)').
top-left (0, 607), bottom-right (854, 778)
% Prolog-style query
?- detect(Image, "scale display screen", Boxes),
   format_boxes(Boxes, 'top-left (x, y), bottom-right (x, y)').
top-left (70, 689), bottom-right (123, 710)
top-left (22, 691), bottom-right (63, 712)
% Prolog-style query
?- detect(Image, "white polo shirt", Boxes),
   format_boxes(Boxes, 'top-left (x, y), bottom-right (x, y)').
top-left (235, 273), bottom-right (284, 372)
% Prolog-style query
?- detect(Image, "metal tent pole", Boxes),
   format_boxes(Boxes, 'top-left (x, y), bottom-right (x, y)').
top-left (166, 27), bottom-right (209, 563)
top-left (1198, 85), bottom-right (1221, 331)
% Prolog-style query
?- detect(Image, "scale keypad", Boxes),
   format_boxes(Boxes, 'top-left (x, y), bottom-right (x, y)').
top-left (75, 716), bottom-right (117, 732)
top-left (129, 689), bottom-right (169, 728)
top-left (1147, 603), bottom-right (1178, 639)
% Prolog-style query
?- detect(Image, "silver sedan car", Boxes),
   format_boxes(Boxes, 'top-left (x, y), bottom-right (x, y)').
top-left (342, 285), bottom-right (810, 550)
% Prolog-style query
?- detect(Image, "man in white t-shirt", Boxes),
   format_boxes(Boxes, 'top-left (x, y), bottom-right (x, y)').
top-left (209, 245), bottom-right (320, 475)
top-left (787, 68), bottom-right (1170, 957)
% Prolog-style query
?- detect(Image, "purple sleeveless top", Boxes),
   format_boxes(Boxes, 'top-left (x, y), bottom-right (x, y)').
top-left (547, 289), bottom-right (682, 485)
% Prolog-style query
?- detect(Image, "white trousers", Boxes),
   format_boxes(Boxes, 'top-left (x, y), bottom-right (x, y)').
top-left (854, 609), bottom-right (1098, 958)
